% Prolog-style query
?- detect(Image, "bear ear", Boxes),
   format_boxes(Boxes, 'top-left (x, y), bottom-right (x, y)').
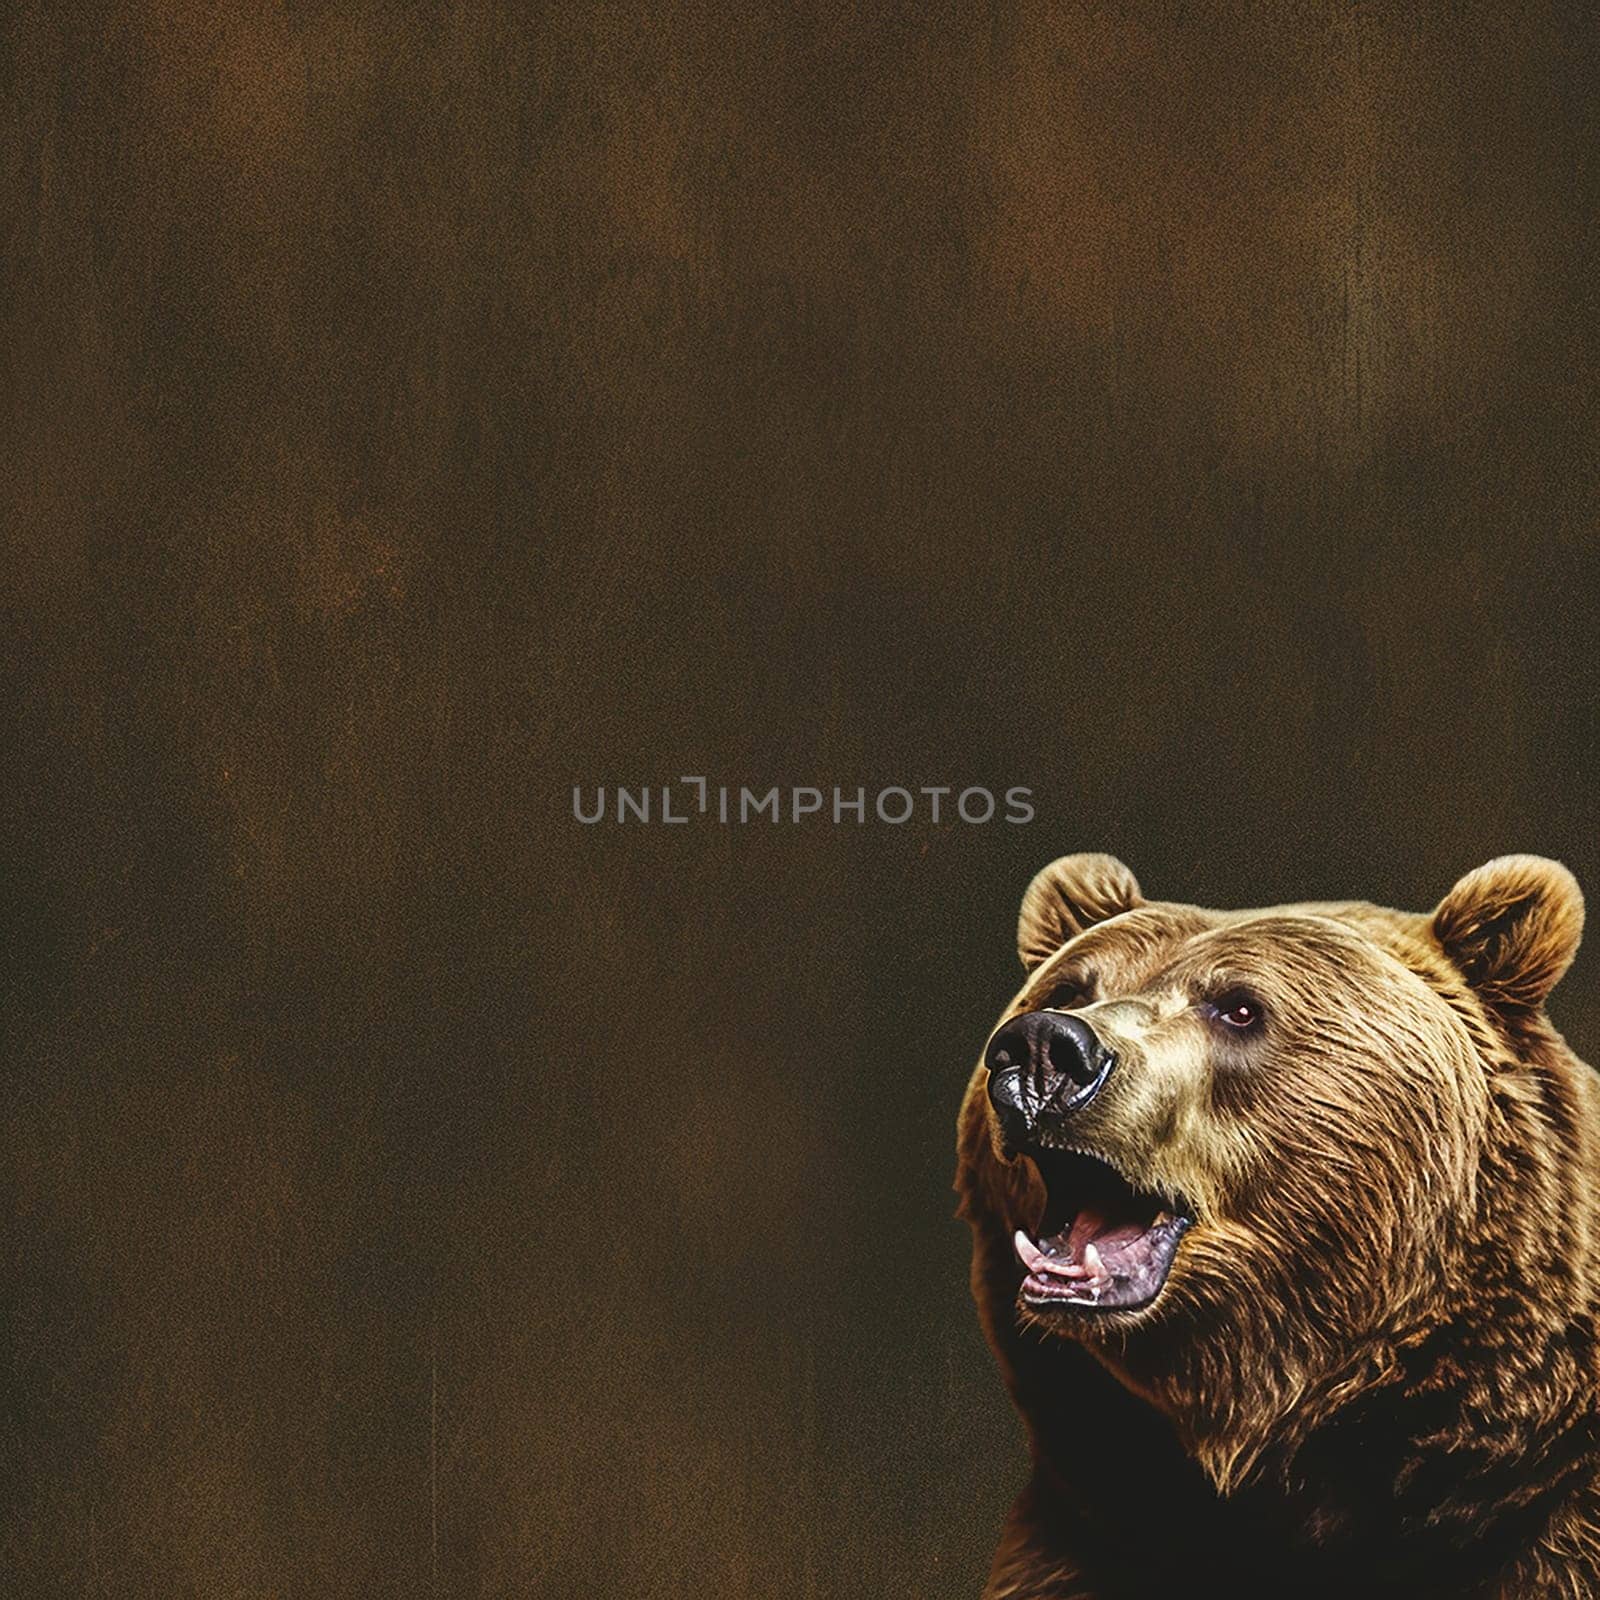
top-left (1018, 853), bottom-right (1143, 971)
top-left (1431, 855), bottom-right (1584, 1013)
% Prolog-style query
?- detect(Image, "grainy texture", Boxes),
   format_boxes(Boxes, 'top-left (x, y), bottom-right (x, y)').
top-left (2, 4), bottom-right (1598, 1596)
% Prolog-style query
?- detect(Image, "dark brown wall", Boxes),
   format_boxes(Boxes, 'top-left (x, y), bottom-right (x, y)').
top-left (4, 4), bottom-right (1598, 1595)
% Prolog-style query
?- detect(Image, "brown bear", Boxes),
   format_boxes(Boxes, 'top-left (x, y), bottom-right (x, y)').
top-left (956, 853), bottom-right (1599, 1599)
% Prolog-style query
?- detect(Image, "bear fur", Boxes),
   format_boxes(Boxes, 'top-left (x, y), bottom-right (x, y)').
top-left (956, 853), bottom-right (1599, 1599)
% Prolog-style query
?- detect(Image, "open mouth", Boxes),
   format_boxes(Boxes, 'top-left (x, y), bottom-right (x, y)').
top-left (1013, 1148), bottom-right (1192, 1314)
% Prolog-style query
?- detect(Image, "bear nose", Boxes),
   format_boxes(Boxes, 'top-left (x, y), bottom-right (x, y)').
top-left (985, 1010), bottom-right (1115, 1146)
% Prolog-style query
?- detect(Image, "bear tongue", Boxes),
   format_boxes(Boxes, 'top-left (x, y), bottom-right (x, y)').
top-left (1066, 1206), bottom-right (1150, 1263)
top-left (1015, 1205), bottom-right (1158, 1284)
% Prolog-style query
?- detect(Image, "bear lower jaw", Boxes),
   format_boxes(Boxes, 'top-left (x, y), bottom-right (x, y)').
top-left (1015, 1213), bottom-right (1191, 1314)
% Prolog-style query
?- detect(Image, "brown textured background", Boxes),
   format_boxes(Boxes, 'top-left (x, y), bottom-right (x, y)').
top-left (4, 4), bottom-right (1599, 1596)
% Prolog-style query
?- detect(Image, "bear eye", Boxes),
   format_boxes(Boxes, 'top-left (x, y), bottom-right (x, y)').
top-left (1041, 978), bottom-right (1090, 1011)
top-left (1211, 991), bottom-right (1263, 1030)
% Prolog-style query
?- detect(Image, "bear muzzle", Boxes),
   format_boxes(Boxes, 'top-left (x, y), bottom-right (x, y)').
top-left (984, 1011), bottom-right (1194, 1317)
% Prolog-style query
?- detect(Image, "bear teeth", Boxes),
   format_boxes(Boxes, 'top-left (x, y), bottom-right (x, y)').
top-left (1013, 1228), bottom-right (1093, 1281)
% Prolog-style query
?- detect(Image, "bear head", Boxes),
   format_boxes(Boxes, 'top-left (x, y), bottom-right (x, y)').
top-left (960, 852), bottom-right (1589, 1493)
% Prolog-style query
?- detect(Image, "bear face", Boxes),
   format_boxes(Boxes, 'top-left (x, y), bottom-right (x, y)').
top-left (958, 854), bottom-right (1600, 1594)
top-left (996, 906), bottom-right (1485, 1347)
